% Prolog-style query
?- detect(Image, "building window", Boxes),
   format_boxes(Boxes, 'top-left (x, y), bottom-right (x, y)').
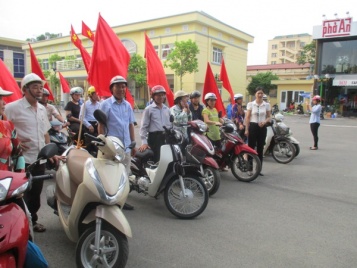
top-left (42, 59), bottom-right (49, 70)
top-left (165, 28), bottom-right (171, 34)
top-left (161, 44), bottom-right (174, 59)
top-left (0, 50), bottom-right (3, 61)
top-left (272, 44), bottom-right (277, 50)
top-left (149, 30), bottom-right (155, 37)
top-left (154, 45), bottom-right (159, 56)
top-left (182, 24), bottom-right (189, 31)
top-left (300, 42), bottom-right (306, 48)
top-left (272, 53), bottom-right (277, 58)
top-left (218, 32), bottom-right (222, 39)
top-left (271, 61), bottom-right (276, 65)
top-left (229, 37), bottom-right (235, 44)
top-left (202, 26), bottom-right (207, 33)
top-left (212, 47), bottom-right (223, 64)
top-left (13, 52), bottom-right (25, 78)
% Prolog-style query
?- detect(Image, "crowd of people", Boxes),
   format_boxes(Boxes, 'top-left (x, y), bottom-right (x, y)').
top-left (1, 71), bottom-right (323, 233)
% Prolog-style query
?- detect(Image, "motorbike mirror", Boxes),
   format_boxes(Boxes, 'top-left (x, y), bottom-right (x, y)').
top-left (94, 109), bottom-right (107, 125)
top-left (169, 114), bottom-right (174, 123)
top-left (38, 143), bottom-right (58, 159)
top-left (128, 141), bottom-right (136, 150)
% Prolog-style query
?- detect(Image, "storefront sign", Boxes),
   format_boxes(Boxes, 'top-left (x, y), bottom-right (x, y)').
top-left (323, 18), bottom-right (352, 37)
top-left (333, 78), bottom-right (357, 86)
top-left (313, 18), bottom-right (357, 39)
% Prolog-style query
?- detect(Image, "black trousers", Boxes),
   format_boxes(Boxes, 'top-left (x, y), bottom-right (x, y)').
top-left (248, 123), bottom-right (267, 167)
top-left (148, 131), bottom-right (166, 163)
top-left (84, 121), bottom-right (98, 154)
top-left (24, 163), bottom-right (45, 224)
top-left (310, 122), bottom-right (320, 148)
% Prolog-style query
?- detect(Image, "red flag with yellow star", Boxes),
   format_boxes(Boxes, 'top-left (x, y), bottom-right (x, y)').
top-left (70, 25), bottom-right (91, 73)
top-left (82, 21), bottom-right (95, 42)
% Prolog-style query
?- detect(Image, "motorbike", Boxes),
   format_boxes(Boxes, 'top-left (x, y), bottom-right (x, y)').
top-left (184, 120), bottom-right (221, 196)
top-left (272, 104), bottom-right (279, 115)
top-left (49, 120), bottom-right (70, 155)
top-left (46, 110), bottom-right (134, 268)
top-left (130, 116), bottom-right (209, 219)
top-left (0, 144), bottom-right (57, 268)
top-left (263, 114), bottom-right (297, 164)
top-left (213, 118), bottom-right (262, 182)
top-left (296, 103), bottom-right (304, 114)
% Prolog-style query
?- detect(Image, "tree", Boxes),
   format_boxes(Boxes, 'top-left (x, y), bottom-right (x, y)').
top-left (26, 32), bottom-right (59, 42)
top-left (164, 40), bottom-right (199, 90)
top-left (246, 72), bottom-right (279, 96)
top-left (42, 54), bottom-right (62, 103)
top-left (128, 53), bottom-right (147, 88)
top-left (296, 40), bottom-right (316, 65)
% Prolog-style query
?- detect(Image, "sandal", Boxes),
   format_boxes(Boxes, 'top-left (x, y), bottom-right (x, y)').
top-left (309, 147), bottom-right (318, 150)
top-left (33, 223), bottom-right (46, 232)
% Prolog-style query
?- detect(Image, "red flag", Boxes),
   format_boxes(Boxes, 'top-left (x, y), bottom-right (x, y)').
top-left (71, 25), bottom-right (91, 73)
top-left (88, 14), bottom-right (132, 107)
top-left (0, 59), bottom-right (22, 103)
top-left (220, 57), bottom-right (234, 105)
top-left (202, 62), bottom-right (226, 117)
top-left (58, 72), bottom-right (70, 93)
top-left (144, 34), bottom-right (174, 107)
top-left (29, 43), bottom-right (54, 101)
top-left (82, 21), bottom-right (95, 42)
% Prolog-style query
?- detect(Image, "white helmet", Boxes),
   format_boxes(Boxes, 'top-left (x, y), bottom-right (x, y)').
top-left (234, 93), bottom-right (243, 100)
top-left (263, 94), bottom-right (268, 100)
top-left (21, 73), bottom-right (44, 89)
top-left (204, 93), bottom-right (217, 100)
top-left (275, 113), bottom-right (284, 121)
top-left (70, 87), bottom-right (83, 95)
top-left (43, 88), bottom-right (50, 96)
top-left (109, 75), bottom-right (127, 89)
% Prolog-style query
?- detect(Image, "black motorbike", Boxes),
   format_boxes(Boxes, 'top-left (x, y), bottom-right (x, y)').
top-left (272, 104), bottom-right (279, 115)
top-left (296, 103), bottom-right (304, 114)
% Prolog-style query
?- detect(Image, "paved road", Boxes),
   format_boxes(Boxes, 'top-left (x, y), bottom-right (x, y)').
top-left (36, 113), bottom-right (357, 268)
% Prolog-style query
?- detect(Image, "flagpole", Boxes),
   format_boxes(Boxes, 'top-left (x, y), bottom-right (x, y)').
top-left (76, 89), bottom-right (87, 149)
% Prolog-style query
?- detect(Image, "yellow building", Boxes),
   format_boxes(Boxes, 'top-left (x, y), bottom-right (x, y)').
top-left (21, 11), bottom-right (254, 107)
top-left (267, 33), bottom-right (312, 64)
top-left (0, 37), bottom-right (26, 85)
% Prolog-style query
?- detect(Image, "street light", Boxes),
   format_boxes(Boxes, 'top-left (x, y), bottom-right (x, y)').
top-left (313, 74), bottom-right (330, 100)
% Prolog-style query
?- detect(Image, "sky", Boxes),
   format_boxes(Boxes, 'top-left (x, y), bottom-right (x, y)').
top-left (0, 0), bottom-right (356, 65)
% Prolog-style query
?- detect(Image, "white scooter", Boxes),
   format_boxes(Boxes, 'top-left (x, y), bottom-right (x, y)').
top-left (130, 116), bottom-right (209, 219)
top-left (46, 110), bottom-right (135, 268)
top-left (263, 113), bottom-right (299, 164)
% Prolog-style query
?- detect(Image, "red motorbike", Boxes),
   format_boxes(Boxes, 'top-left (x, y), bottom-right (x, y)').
top-left (0, 144), bottom-right (57, 267)
top-left (184, 120), bottom-right (221, 196)
top-left (214, 118), bottom-right (262, 182)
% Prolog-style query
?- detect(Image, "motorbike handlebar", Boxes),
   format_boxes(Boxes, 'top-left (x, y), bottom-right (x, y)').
top-left (32, 174), bottom-right (54, 181)
top-left (84, 133), bottom-right (103, 142)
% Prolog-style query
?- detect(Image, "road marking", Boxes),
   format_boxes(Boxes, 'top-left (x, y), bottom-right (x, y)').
top-left (323, 124), bottom-right (357, 128)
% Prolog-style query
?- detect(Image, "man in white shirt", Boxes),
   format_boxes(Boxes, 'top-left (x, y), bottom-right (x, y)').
top-left (5, 73), bottom-right (51, 232)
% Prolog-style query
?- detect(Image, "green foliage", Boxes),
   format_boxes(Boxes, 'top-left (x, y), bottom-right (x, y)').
top-left (128, 53), bottom-right (147, 88)
top-left (246, 72), bottom-right (279, 95)
top-left (164, 40), bottom-right (199, 90)
top-left (26, 32), bottom-right (59, 42)
top-left (65, 55), bottom-right (76, 60)
top-left (297, 40), bottom-right (316, 65)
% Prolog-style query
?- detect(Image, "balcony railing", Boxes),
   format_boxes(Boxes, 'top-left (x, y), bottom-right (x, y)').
top-left (56, 59), bottom-right (85, 71)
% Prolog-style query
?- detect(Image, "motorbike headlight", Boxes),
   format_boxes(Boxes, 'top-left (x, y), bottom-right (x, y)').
top-left (0, 177), bottom-right (12, 202)
top-left (85, 158), bottom-right (127, 205)
top-left (110, 137), bottom-right (125, 161)
top-left (196, 120), bottom-right (208, 132)
top-left (11, 181), bottom-right (30, 197)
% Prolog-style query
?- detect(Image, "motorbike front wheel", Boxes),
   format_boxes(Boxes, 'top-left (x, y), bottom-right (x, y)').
top-left (202, 166), bottom-right (221, 196)
top-left (293, 143), bottom-right (300, 157)
top-left (76, 222), bottom-right (129, 268)
top-left (164, 175), bottom-right (208, 219)
top-left (230, 152), bottom-right (261, 182)
top-left (271, 140), bottom-right (296, 164)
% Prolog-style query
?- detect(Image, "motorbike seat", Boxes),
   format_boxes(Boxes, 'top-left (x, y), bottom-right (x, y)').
top-left (134, 149), bottom-right (154, 163)
top-left (67, 148), bottom-right (93, 185)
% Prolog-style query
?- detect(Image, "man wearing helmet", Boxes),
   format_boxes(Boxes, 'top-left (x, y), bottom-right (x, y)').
top-left (80, 86), bottom-right (101, 155)
top-left (5, 73), bottom-right (52, 232)
top-left (138, 85), bottom-right (171, 163)
top-left (232, 93), bottom-right (246, 139)
top-left (39, 88), bottom-right (67, 124)
top-left (99, 76), bottom-right (135, 168)
top-left (189, 90), bottom-right (204, 121)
